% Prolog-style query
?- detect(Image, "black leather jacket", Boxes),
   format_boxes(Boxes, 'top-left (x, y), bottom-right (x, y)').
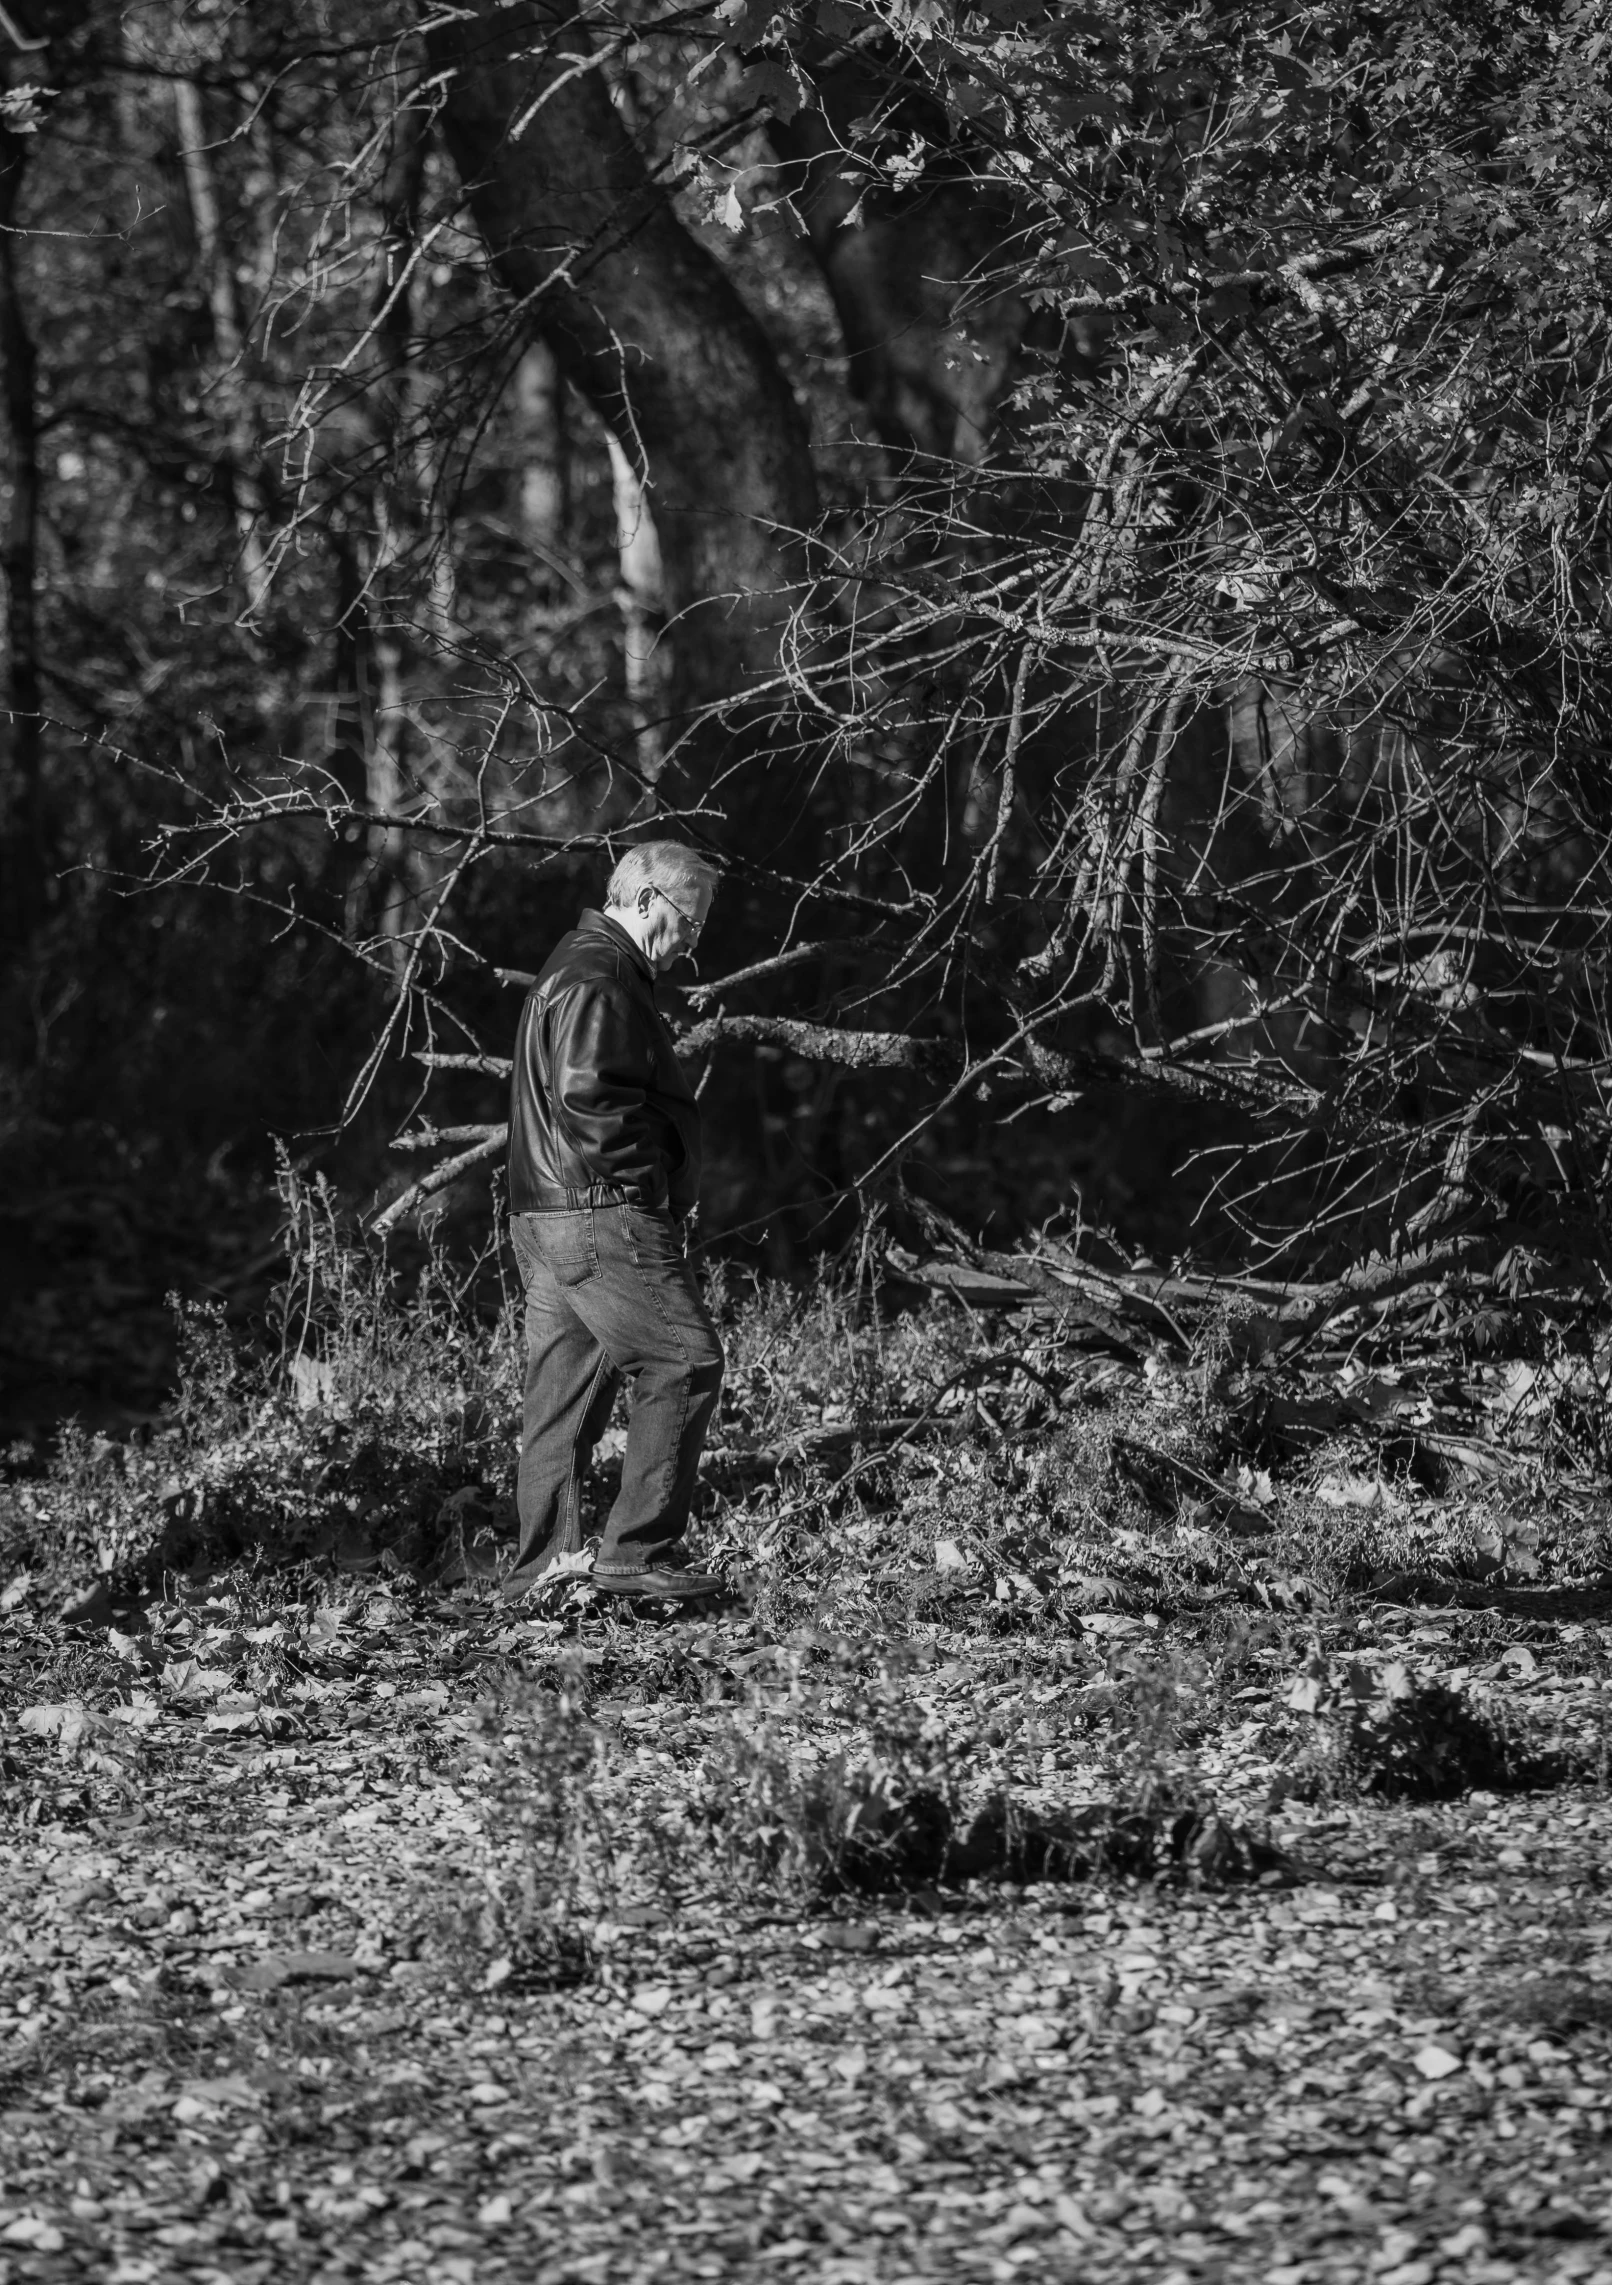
top-left (508, 909), bottom-right (701, 1220)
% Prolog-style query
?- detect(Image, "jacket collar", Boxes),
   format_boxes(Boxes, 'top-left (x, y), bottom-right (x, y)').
top-left (579, 905), bottom-right (654, 985)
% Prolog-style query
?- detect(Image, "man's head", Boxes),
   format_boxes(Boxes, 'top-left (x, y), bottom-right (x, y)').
top-left (604, 842), bottom-right (721, 976)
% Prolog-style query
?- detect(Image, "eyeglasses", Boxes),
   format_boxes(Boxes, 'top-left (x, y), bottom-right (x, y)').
top-left (653, 884), bottom-right (705, 938)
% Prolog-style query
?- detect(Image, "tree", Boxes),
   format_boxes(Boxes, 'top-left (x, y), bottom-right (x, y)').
top-left (0, 4), bottom-right (91, 944)
top-left (7, 0), bottom-right (1612, 1284)
top-left (428, 0), bottom-right (818, 708)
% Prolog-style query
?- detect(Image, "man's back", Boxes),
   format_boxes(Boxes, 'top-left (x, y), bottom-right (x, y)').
top-left (508, 907), bottom-right (701, 1219)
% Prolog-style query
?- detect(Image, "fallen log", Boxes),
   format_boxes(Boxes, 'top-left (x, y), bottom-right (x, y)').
top-left (1271, 1236), bottom-right (1501, 1349)
top-left (885, 1247), bottom-right (1144, 1357)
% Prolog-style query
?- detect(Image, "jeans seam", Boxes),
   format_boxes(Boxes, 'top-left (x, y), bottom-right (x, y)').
top-left (513, 1239), bottom-right (599, 1576)
top-left (622, 1206), bottom-right (701, 1523)
top-left (565, 1347), bottom-right (613, 1549)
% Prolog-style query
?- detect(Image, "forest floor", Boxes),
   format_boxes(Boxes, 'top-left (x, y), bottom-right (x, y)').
top-left (4, 1257), bottom-right (1612, 2283)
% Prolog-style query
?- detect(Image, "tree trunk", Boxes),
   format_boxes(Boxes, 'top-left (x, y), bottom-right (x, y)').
top-left (0, 117), bottom-right (42, 947)
top-left (606, 433), bottom-right (668, 781)
top-left (513, 339), bottom-right (570, 579)
top-left (328, 94), bottom-right (426, 959)
top-left (173, 73), bottom-right (268, 612)
top-left (427, 0), bottom-right (817, 699)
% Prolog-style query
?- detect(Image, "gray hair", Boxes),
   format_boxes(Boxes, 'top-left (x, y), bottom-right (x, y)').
top-left (604, 841), bottom-right (721, 909)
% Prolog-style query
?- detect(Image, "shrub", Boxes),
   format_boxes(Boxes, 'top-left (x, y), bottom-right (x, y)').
top-left (1278, 1652), bottom-right (1571, 1801)
top-left (0, 1163), bottom-right (520, 1598)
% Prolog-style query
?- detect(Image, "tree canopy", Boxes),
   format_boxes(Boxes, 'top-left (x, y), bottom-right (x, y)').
top-left (3, 0), bottom-right (1610, 1275)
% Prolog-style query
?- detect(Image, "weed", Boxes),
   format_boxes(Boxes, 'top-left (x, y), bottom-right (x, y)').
top-left (170, 1299), bottom-right (242, 1445)
top-left (460, 1644), bottom-right (1294, 1976)
top-left (450, 1675), bottom-right (605, 1988)
top-left (1276, 1651), bottom-right (1572, 1802)
top-left (1495, 1978), bottom-right (1612, 2037)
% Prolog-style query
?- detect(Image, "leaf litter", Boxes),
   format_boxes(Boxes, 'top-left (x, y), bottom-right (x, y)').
top-left (3, 1250), bottom-right (1612, 2279)
top-left (2, 1570), bottom-right (1611, 2285)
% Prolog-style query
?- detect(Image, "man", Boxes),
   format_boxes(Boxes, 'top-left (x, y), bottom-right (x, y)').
top-left (503, 842), bottom-right (725, 1601)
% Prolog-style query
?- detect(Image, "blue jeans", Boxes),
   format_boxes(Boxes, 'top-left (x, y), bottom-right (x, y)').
top-left (507, 1203), bottom-right (724, 1587)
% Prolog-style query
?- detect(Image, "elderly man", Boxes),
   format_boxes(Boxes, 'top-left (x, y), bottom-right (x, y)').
top-left (503, 842), bottom-right (725, 1601)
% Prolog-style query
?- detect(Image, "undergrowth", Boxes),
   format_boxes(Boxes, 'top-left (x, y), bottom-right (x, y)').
top-left (4, 1166), bottom-right (1607, 1633)
top-left (3, 1170), bottom-right (1606, 1944)
top-left (0, 1166), bottom-right (522, 1596)
top-left (1275, 1649), bottom-right (1590, 1803)
top-left (458, 1649), bottom-right (1299, 1986)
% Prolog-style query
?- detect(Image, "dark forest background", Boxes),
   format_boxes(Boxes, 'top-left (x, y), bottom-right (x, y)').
top-left (3, 0), bottom-right (1611, 1438)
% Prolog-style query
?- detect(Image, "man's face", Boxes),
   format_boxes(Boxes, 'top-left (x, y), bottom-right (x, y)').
top-left (638, 877), bottom-right (713, 974)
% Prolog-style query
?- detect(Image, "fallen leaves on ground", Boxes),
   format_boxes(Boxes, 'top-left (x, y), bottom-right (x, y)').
top-left (2, 1580), bottom-right (1612, 2283)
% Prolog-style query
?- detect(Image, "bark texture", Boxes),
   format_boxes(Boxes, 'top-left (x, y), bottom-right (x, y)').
top-left (428, 0), bottom-right (817, 689)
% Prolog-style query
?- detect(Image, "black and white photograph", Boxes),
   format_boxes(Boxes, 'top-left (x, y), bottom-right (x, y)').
top-left (2, 1), bottom-right (1611, 2278)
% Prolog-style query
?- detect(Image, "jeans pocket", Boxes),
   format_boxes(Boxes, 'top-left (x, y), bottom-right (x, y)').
top-left (536, 1210), bottom-right (600, 1289)
top-left (622, 1203), bottom-right (684, 1268)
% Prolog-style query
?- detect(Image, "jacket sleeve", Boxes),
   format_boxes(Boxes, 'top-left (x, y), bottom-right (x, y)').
top-left (542, 975), bottom-right (669, 1208)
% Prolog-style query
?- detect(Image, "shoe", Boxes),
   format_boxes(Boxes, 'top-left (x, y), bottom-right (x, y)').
top-left (591, 1546), bottom-right (723, 1599)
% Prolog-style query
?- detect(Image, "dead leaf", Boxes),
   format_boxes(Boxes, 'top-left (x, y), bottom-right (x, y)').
top-left (1316, 1472), bottom-right (1403, 1512)
top-left (280, 1949), bottom-right (362, 1982)
top-left (161, 1660), bottom-right (236, 1704)
top-left (17, 1701), bottom-right (141, 1765)
top-left (1, 2219), bottom-right (65, 2254)
top-left (1413, 2045), bottom-right (1462, 2079)
top-left (228, 1960), bottom-right (289, 1992)
top-left (290, 1353), bottom-right (337, 1409)
top-left (819, 1923), bottom-right (880, 1953)
top-left (174, 2075), bottom-right (261, 2116)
